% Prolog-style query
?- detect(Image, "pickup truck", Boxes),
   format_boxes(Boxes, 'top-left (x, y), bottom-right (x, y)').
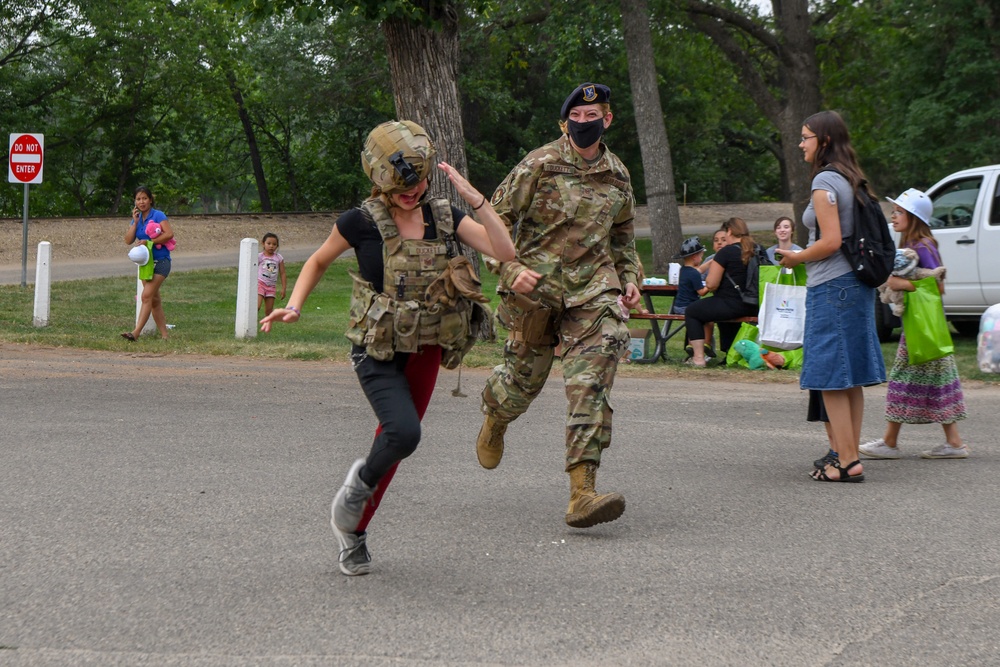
top-left (875, 164), bottom-right (1000, 340)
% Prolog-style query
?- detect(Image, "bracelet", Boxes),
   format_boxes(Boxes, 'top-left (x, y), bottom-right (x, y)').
top-left (472, 195), bottom-right (487, 211)
top-left (286, 305), bottom-right (301, 315)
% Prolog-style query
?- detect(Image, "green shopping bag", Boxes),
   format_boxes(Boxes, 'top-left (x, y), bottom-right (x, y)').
top-left (758, 264), bottom-right (807, 301)
top-left (902, 277), bottom-right (953, 365)
top-left (726, 322), bottom-right (760, 368)
top-left (138, 241), bottom-right (155, 281)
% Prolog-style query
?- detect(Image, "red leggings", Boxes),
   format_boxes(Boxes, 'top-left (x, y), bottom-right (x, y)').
top-left (356, 346), bottom-right (441, 532)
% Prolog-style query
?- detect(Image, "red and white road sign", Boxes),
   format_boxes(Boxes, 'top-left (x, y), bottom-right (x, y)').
top-left (9, 133), bottom-right (44, 184)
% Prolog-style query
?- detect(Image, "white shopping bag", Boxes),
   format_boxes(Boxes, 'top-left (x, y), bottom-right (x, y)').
top-left (758, 280), bottom-right (807, 350)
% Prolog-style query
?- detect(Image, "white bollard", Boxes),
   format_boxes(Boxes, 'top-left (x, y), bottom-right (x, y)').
top-left (135, 271), bottom-right (157, 335)
top-left (33, 241), bottom-right (51, 327)
top-left (235, 237), bottom-right (259, 339)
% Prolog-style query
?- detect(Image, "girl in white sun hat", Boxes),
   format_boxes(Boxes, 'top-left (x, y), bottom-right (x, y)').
top-left (859, 187), bottom-right (969, 460)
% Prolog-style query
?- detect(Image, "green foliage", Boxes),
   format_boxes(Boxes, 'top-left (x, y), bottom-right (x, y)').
top-left (1, 0), bottom-right (997, 219)
top-left (821, 0), bottom-right (1000, 194)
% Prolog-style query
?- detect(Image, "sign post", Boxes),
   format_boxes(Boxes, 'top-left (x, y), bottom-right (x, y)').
top-left (9, 133), bottom-right (44, 287)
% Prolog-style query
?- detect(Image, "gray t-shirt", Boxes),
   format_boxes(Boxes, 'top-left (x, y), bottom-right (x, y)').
top-left (802, 169), bottom-right (855, 287)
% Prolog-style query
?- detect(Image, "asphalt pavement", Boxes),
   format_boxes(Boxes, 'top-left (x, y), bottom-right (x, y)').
top-left (1, 346), bottom-right (998, 666)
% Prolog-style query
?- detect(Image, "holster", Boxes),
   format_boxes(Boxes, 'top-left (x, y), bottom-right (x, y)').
top-left (498, 292), bottom-right (558, 346)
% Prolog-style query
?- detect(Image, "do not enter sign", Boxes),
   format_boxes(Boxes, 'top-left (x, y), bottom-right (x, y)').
top-left (9, 133), bottom-right (44, 184)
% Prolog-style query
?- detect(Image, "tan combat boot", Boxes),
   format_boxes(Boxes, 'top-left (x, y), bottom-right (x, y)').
top-left (565, 462), bottom-right (625, 528)
top-left (476, 414), bottom-right (507, 469)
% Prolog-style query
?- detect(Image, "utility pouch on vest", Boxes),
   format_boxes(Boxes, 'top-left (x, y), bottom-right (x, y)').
top-left (345, 272), bottom-right (378, 347)
top-left (440, 301), bottom-right (493, 370)
top-left (438, 303), bottom-right (471, 350)
top-left (346, 272), bottom-right (396, 360)
top-left (363, 294), bottom-right (395, 360)
top-left (393, 300), bottom-right (421, 354)
top-left (498, 292), bottom-right (557, 346)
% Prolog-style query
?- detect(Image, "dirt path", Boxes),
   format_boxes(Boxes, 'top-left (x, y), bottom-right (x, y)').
top-left (0, 204), bottom-right (792, 270)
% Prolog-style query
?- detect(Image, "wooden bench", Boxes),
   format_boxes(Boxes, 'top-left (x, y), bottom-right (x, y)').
top-left (629, 311), bottom-right (758, 363)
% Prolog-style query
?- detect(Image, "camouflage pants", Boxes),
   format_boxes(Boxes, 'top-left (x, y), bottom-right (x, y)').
top-left (481, 296), bottom-right (629, 470)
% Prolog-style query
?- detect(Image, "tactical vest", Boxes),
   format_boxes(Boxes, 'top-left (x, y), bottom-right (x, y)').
top-left (345, 197), bottom-right (488, 369)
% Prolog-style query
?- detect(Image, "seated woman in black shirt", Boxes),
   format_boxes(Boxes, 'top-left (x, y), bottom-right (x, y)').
top-left (683, 217), bottom-right (760, 366)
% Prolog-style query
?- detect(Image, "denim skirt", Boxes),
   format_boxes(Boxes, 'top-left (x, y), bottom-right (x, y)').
top-left (800, 272), bottom-right (886, 391)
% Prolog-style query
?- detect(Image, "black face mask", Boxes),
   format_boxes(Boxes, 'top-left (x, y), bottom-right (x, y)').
top-left (567, 118), bottom-right (605, 149)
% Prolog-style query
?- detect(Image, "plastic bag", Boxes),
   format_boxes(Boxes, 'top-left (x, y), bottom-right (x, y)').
top-left (725, 322), bottom-right (760, 368)
top-left (902, 277), bottom-right (953, 365)
top-left (138, 241), bottom-right (155, 281)
top-left (758, 278), bottom-right (806, 350)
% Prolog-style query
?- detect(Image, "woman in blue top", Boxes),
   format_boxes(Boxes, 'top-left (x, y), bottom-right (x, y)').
top-left (780, 111), bottom-right (885, 482)
top-left (122, 186), bottom-right (174, 341)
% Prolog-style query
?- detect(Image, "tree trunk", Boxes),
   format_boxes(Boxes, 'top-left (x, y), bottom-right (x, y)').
top-left (382, 8), bottom-right (493, 338)
top-left (226, 70), bottom-right (272, 213)
top-left (620, 0), bottom-right (684, 274)
top-left (773, 0), bottom-right (821, 246)
top-left (684, 0), bottom-right (821, 245)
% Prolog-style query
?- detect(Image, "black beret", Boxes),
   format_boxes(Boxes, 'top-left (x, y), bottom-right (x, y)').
top-left (560, 83), bottom-right (611, 120)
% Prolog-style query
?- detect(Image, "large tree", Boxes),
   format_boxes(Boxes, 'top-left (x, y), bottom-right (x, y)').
top-left (682, 0), bottom-right (821, 242)
top-left (620, 0), bottom-right (684, 273)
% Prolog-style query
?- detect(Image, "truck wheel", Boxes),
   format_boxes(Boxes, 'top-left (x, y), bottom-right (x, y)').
top-left (874, 302), bottom-right (896, 342)
top-left (950, 320), bottom-right (979, 338)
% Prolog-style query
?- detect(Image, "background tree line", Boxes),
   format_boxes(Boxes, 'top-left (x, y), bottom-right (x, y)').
top-left (2, 0), bottom-right (997, 258)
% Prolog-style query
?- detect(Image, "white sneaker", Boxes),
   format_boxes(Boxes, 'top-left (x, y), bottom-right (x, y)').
top-left (859, 439), bottom-right (903, 459)
top-left (921, 443), bottom-right (969, 459)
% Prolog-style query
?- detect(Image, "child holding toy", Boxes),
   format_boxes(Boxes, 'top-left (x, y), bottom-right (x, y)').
top-left (257, 232), bottom-right (286, 316)
top-left (859, 188), bottom-right (968, 460)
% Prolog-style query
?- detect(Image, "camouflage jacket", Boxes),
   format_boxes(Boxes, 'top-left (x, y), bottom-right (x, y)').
top-left (487, 134), bottom-right (639, 308)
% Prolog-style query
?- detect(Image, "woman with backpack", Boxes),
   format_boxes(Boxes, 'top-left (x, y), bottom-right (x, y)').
top-left (683, 216), bottom-right (763, 366)
top-left (779, 110), bottom-right (886, 482)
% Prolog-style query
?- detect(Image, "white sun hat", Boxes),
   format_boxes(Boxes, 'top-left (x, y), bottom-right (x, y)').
top-left (886, 188), bottom-right (932, 224)
top-left (128, 244), bottom-right (150, 266)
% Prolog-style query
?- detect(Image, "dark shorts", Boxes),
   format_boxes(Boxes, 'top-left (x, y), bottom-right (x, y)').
top-left (153, 259), bottom-right (171, 278)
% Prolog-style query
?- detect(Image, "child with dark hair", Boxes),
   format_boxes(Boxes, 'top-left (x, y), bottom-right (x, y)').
top-left (257, 232), bottom-right (286, 316)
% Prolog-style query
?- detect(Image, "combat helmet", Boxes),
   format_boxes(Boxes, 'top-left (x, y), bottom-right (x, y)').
top-left (361, 120), bottom-right (436, 194)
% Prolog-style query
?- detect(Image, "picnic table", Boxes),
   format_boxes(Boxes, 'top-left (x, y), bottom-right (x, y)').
top-left (629, 284), bottom-right (756, 363)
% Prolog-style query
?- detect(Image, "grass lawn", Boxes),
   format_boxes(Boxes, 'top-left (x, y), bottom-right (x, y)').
top-left (1, 238), bottom-right (994, 384)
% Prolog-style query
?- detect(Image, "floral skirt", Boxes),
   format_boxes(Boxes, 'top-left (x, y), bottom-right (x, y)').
top-left (885, 333), bottom-right (966, 424)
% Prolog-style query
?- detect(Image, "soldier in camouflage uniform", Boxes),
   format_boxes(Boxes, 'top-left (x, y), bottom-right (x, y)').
top-left (477, 83), bottom-right (641, 528)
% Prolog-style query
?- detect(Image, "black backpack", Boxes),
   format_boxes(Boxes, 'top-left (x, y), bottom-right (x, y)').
top-left (819, 167), bottom-right (895, 287)
top-left (727, 243), bottom-right (773, 306)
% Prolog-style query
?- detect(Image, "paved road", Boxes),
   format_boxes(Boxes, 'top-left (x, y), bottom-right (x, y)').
top-left (1, 346), bottom-right (998, 666)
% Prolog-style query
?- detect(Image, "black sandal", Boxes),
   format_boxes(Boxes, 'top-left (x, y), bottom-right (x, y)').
top-left (811, 459), bottom-right (865, 483)
top-left (120, 332), bottom-right (136, 341)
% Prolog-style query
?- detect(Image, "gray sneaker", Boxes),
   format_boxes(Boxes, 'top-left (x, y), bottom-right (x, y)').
top-left (921, 443), bottom-right (969, 459)
top-left (331, 458), bottom-right (375, 534)
top-left (331, 525), bottom-right (372, 576)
